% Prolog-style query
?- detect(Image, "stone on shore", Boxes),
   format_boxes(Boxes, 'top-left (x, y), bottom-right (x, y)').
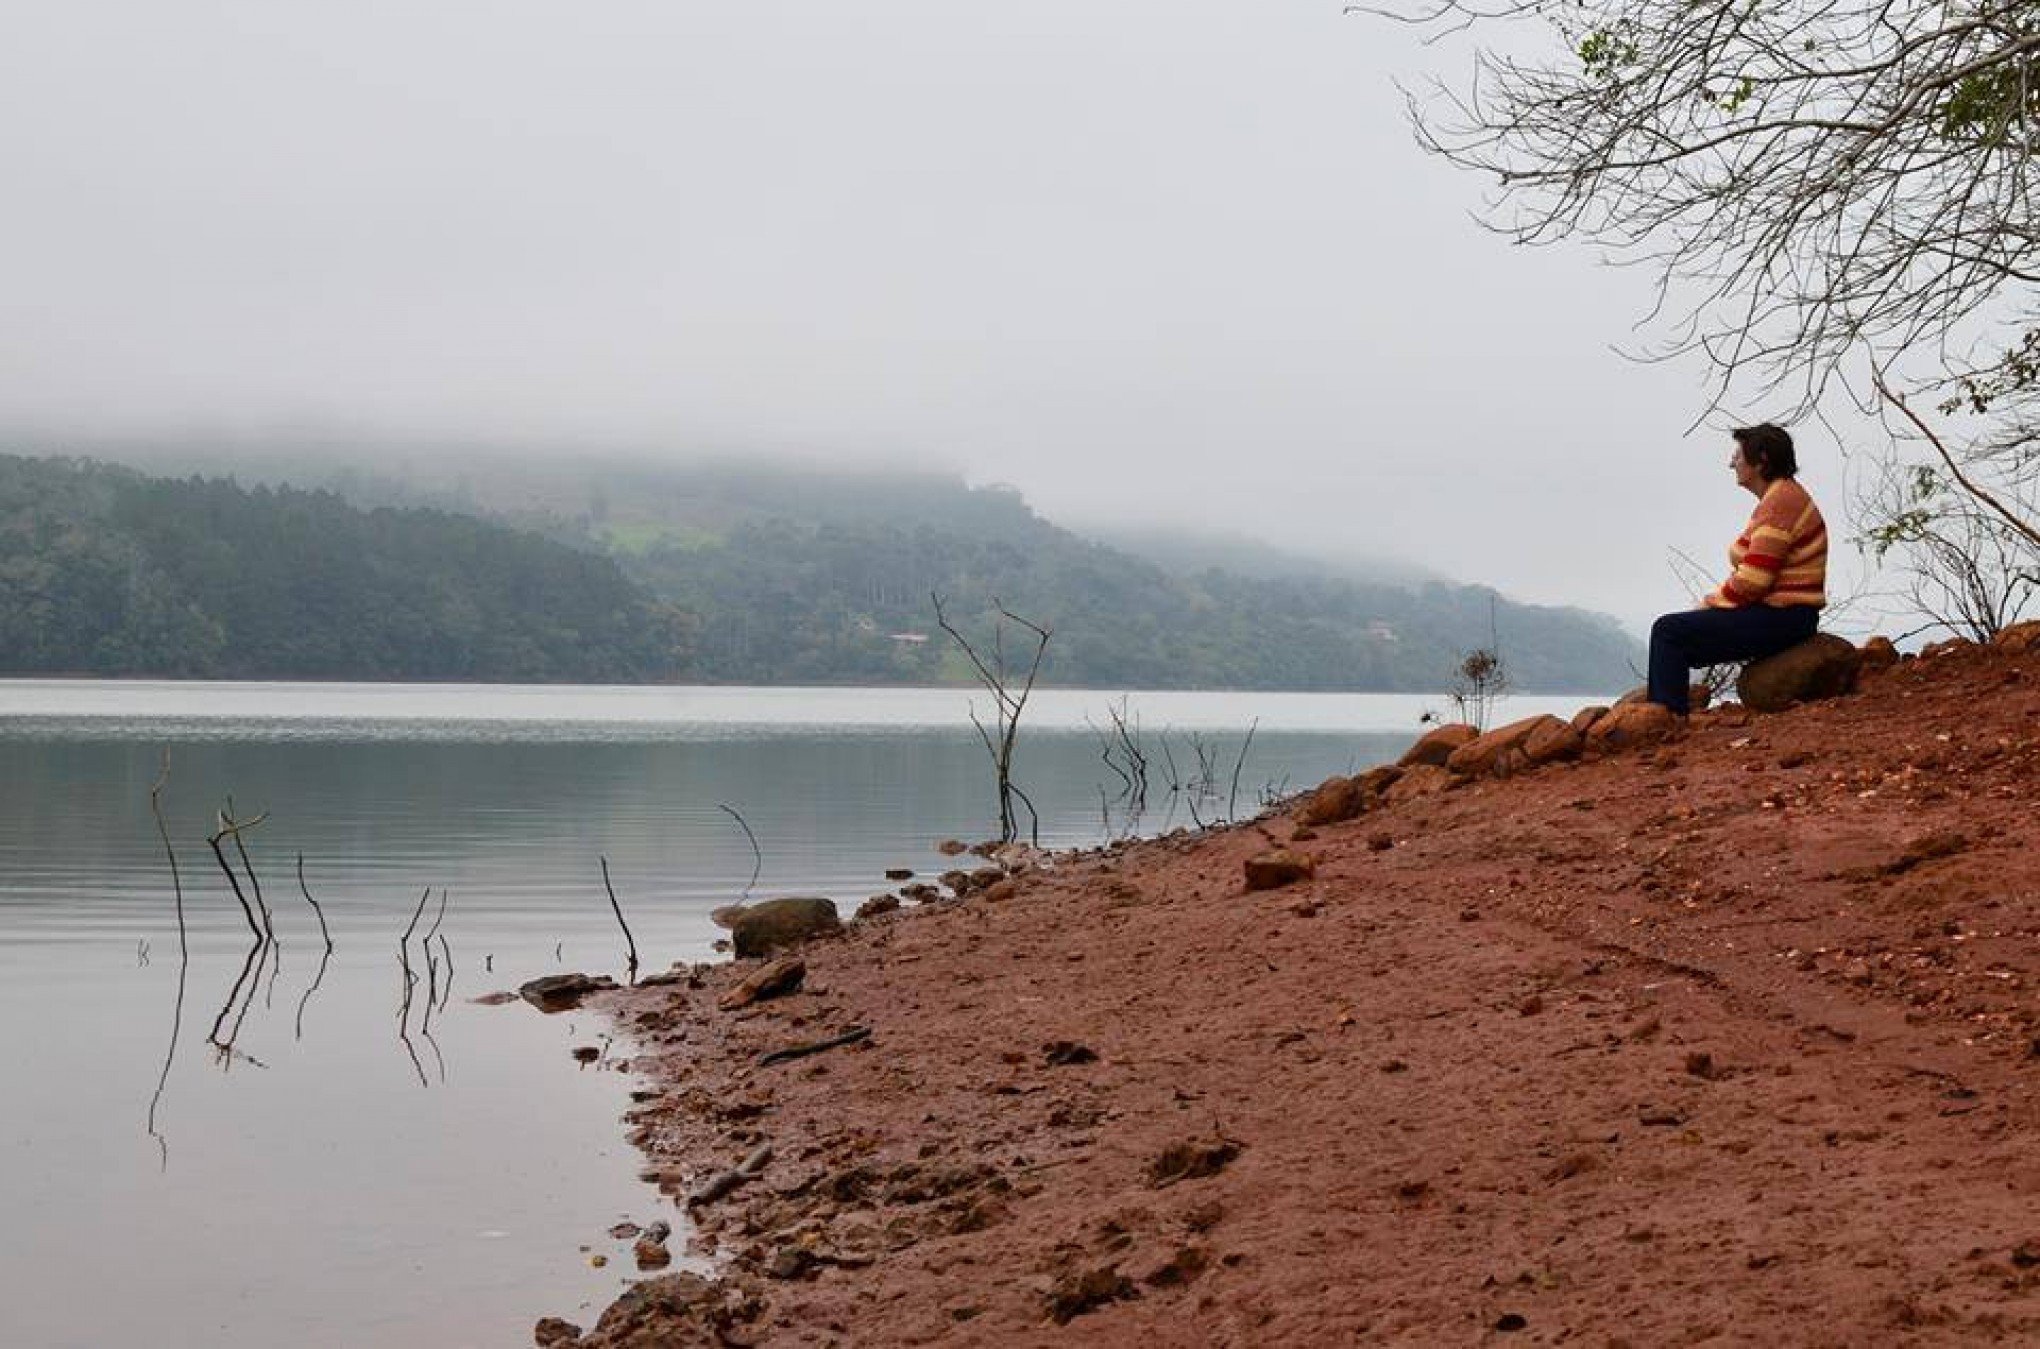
top-left (856, 894), bottom-right (901, 920)
top-left (1737, 634), bottom-right (1861, 713)
top-left (731, 898), bottom-right (842, 958)
top-left (718, 956), bottom-right (806, 1010)
top-left (518, 973), bottom-right (619, 1013)
top-left (1585, 702), bottom-right (1677, 752)
top-left (570, 1271), bottom-right (758, 1346)
top-left (1446, 715), bottom-right (1558, 778)
top-left (1298, 765), bottom-right (1403, 825)
top-left (1860, 635), bottom-right (1900, 671)
top-left (1296, 775), bottom-right (1364, 827)
top-left (1243, 850), bottom-right (1315, 891)
top-left (1522, 716), bottom-right (1584, 766)
top-left (1385, 763), bottom-right (1453, 804)
top-left (533, 1317), bottom-right (582, 1347)
top-left (1400, 723), bottom-right (1478, 769)
top-left (1569, 705), bottom-right (1609, 734)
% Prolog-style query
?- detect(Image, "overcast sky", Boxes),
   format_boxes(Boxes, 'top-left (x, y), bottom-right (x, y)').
top-left (0, 1), bottom-right (1885, 633)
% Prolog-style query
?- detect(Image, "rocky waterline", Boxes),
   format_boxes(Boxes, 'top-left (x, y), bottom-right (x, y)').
top-left (546, 624), bottom-right (2040, 1344)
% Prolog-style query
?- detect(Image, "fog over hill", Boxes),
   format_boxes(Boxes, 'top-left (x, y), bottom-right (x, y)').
top-left (1, 438), bottom-right (1642, 691)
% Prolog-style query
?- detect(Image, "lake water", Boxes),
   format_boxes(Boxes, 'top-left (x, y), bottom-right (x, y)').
top-left (0, 680), bottom-right (1598, 1347)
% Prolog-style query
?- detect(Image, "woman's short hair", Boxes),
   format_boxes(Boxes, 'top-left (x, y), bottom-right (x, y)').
top-left (1732, 423), bottom-right (1797, 480)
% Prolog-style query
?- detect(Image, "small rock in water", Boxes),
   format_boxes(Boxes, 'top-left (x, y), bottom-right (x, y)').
top-left (646, 1220), bottom-right (672, 1243)
top-left (731, 897), bottom-right (842, 958)
top-left (534, 1316), bottom-right (582, 1347)
top-left (634, 1235), bottom-right (672, 1269)
top-left (518, 973), bottom-right (618, 1013)
top-left (936, 838), bottom-right (969, 856)
top-left (884, 867), bottom-right (915, 881)
top-left (571, 1045), bottom-right (601, 1064)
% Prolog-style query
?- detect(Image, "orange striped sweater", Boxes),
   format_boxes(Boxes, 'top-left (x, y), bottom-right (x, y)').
top-left (1704, 477), bottom-right (1827, 609)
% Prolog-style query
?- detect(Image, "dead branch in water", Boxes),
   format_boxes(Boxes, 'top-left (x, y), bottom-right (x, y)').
top-left (717, 803), bottom-right (764, 898)
top-left (206, 933), bottom-right (270, 1071)
top-left (435, 934), bottom-right (454, 1012)
top-left (600, 856), bottom-right (640, 984)
top-left (294, 944), bottom-right (331, 1042)
top-left (1226, 719), bottom-right (1260, 823)
top-left (206, 813), bottom-right (267, 941)
top-left (296, 854), bottom-right (334, 954)
top-left (417, 912), bottom-right (448, 1084)
top-left (394, 886), bottom-right (432, 1088)
top-left (146, 750), bottom-right (190, 1167)
top-left (223, 798), bottom-right (277, 953)
top-left (931, 593), bottom-right (1052, 845)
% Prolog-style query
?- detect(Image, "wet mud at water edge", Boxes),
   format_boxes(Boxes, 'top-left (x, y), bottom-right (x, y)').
top-left (573, 643), bottom-right (2040, 1346)
top-left (0, 686), bottom-right (1462, 1344)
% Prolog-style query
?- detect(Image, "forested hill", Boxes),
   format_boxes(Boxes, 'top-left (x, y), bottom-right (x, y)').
top-left (448, 460), bottom-right (1641, 692)
top-left (0, 453), bottom-right (1640, 690)
top-left (0, 455), bottom-right (687, 680)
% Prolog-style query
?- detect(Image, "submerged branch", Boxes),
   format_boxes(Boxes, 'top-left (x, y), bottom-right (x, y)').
top-left (718, 803), bottom-right (764, 898)
top-left (600, 856), bottom-right (640, 984)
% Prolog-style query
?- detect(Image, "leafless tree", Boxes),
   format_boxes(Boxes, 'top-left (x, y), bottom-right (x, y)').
top-left (1858, 439), bottom-right (2039, 640)
top-left (1088, 696), bottom-right (1151, 817)
top-left (1374, 0), bottom-right (2040, 606)
top-left (932, 593), bottom-right (1052, 845)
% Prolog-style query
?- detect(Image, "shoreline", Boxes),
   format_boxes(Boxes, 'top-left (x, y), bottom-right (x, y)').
top-left (548, 631), bottom-right (2040, 1344)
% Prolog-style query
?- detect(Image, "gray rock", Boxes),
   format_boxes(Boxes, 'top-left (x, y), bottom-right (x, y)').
top-left (731, 897), bottom-right (842, 958)
top-left (517, 973), bottom-right (618, 1013)
top-left (1737, 634), bottom-right (1861, 713)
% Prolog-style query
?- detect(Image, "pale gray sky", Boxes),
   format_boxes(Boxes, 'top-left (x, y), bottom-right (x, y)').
top-left (0, 1), bottom-right (1879, 633)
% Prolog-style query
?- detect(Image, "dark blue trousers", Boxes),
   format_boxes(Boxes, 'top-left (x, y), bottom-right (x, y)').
top-left (1647, 605), bottom-right (1818, 714)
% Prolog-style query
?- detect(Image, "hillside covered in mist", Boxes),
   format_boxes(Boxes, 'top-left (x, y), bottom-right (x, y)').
top-left (0, 451), bottom-right (1641, 690)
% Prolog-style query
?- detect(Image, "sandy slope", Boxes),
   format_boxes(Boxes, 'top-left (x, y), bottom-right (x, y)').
top-left (547, 639), bottom-right (2040, 1346)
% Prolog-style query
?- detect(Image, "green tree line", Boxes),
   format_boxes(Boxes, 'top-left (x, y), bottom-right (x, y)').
top-left (0, 453), bottom-right (1639, 689)
top-left (0, 455), bottom-right (688, 680)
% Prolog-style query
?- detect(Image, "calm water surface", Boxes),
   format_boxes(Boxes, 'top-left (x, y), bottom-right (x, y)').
top-left (0, 681), bottom-right (1596, 1347)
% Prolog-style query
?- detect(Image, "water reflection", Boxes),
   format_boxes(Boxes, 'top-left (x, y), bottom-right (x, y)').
top-left (1, 686), bottom-right (1528, 1347)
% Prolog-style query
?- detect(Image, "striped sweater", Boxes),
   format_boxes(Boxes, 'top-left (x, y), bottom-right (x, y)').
top-left (1704, 477), bottom-right (1827, 609)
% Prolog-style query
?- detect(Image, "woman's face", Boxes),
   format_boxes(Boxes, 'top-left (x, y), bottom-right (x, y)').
top-left (1730, 442), bottom-right (1766, 493)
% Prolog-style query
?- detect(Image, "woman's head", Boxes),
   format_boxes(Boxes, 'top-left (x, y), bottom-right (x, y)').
top-left (1730, 423), bottom-right (1797, 485)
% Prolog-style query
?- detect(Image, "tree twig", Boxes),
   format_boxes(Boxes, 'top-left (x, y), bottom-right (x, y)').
top-left (718, 803), bottom-right (764, 898)
top-left (600, 856), bottom-right (640, 984)
top-left (296, 853), bottom-right (334, 954)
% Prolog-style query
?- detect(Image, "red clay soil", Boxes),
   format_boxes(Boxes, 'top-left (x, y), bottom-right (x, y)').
top-left (550, 641), bottom-right (2040, 1346)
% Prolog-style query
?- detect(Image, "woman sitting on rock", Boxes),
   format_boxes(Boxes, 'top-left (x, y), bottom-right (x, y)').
top-left (1648, 423), bottom-right (1827, 715)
